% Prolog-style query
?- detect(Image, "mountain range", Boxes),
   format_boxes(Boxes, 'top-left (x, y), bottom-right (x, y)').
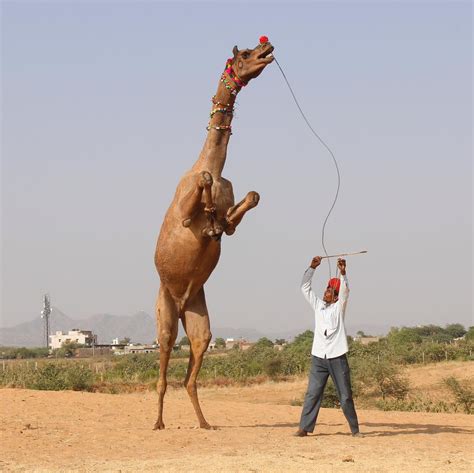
top-left (0, 308), bottom-right (391, 348)
top-left (0, 308), bottom-right (273, 347)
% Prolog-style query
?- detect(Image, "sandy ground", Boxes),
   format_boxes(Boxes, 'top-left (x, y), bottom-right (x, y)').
top-left (1, 371), bottom-right (473, 473)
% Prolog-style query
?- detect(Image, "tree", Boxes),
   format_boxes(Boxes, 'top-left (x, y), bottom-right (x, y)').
top-left (387, 327), bottom-right (422, 346)
top-left (178, 336), bottom-right (190, 347)
top-left (465, 327), bottom-right (474, 341)
top-left (292, 330), bottom-right (314, 346)
top-left (444, 324), bottom-right (467, 340)
top-left (275, 338), bottom-right (286, 346)
top-left (119, 337), bottom-right (131, 345)
top-left (356, 330), bottom-right (366, 338)
top-left (54, 341), bottom-right (81, 358)
top-left (254, 337), bottom-right (274, 349)
top-left (214, 337), bottom-right (226, 349)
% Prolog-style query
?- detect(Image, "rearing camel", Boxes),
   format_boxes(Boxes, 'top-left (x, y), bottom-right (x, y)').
top-left (154, 39), bottom-right (274, 430)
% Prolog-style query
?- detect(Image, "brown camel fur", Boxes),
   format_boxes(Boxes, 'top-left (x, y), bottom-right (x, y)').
top-left (153, 40), bottom-right (274, 430)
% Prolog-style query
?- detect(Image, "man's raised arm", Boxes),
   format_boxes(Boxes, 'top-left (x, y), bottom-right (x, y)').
top-left (301, 256), bottom-right (322, 310)
top-left (337, 258), bottom-right (350, 315)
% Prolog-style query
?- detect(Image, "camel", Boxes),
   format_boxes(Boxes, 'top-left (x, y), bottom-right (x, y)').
top-left (153, 39), bottom-right (274, 430)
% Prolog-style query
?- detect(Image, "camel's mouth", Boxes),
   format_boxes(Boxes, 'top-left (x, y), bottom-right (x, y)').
top-left (258, 45), bottom-right (274, 62)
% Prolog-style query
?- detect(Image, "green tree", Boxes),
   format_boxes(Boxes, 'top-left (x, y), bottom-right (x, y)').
top-left (292, 330), bottom-right (314, 347)
top-left (465, 327), bottom-right (474, 341)
top-left (254, 337), bottom-right (274, 349)
top-left (54, 341), bottom-right (81, 358)
top-left (178, 336), bottom-right (190, 347)
top-left (119, 337), bottom-right (131, 345)
top-left (275, 338), bottom-right (286, 345)
top-left (214, 337), bottom-right (226, 349)
top-left (444, 324), bottom-right (467, 340)
top-left (387, 327), bottom-right (422, 346)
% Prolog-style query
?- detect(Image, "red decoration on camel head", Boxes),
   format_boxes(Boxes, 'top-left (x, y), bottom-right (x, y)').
top-left (259, 35), bottom-right (269, 44)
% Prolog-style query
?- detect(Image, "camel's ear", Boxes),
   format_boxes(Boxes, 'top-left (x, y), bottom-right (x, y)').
top-left (232, 45), bottom-right (239, 57)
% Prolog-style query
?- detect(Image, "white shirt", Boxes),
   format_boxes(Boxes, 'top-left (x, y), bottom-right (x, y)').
top-left (301, 267), bottom-right (350, 359)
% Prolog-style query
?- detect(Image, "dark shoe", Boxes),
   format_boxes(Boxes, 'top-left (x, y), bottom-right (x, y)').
top-left (294, 429), bottom-right (308, 437)
top-left (352, 432), bottom-right (364, 438)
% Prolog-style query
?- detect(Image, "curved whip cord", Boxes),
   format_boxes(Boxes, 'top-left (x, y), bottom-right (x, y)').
top-left (274, 57), bottom-right (341, 277)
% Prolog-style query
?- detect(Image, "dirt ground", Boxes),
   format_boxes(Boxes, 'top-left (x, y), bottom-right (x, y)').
top-left (2, 364), bottom-right (473, 473)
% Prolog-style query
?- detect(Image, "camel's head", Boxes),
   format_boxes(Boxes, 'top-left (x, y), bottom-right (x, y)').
top-left (230, 39), bottom-right (274, 84)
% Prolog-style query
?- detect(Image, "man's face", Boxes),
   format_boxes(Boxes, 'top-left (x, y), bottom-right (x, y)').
top-left (323, 286), bottom-right (338, 304)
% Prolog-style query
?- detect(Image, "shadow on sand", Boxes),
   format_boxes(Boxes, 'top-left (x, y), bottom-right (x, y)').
top-left (217, 421), bottom-right (473, 437)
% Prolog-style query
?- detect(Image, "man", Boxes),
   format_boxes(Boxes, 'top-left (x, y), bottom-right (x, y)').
top-left (294, 256), bottom-right (362, 437)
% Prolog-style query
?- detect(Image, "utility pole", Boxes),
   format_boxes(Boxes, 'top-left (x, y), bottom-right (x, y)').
top-left (40, 294), bottom-right (51, 349)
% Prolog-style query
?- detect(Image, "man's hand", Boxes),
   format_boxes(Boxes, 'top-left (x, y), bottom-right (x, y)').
top-left (337, 258), bottom-right (346, 275)
top-left (310, 256), bottom-right (322, 269)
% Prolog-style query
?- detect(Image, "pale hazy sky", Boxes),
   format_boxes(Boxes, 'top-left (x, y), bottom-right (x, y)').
top-left (1, 1), bottom-right (472, 334)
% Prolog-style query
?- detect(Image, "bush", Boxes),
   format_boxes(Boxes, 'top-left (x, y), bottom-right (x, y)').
top-left (321, 378), bottom-right (340, 408)
top-left (109, 354), bottom-right (158, 381)
top-left (444, 376), bottom-right (473, 414)
top-left (29, 363), bottom-right (94, 391)
top-left (376, 397), bottom-right (453, 413)
top-left (263, 358), bottom-right (283, 379)
top-left (0, 347), bottom-right (49, 359)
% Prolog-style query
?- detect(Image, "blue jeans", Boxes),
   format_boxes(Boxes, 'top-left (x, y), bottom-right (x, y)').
top-left (299, 354), bottom-right (359, 434)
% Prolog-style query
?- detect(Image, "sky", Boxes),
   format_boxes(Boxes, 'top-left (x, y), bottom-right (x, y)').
top-left (1, 1), bottom-right (472, 336)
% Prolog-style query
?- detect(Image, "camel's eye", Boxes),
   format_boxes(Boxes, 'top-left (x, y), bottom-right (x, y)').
top-left (242, 51), bottom-right (250, 59)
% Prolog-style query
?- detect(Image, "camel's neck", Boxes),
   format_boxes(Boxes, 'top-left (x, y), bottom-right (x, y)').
top-left (192, 68), bottom-right (242, 177)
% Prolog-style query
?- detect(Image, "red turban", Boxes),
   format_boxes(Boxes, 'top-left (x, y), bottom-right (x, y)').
top-left (327, 278), bottom-right (340, 294)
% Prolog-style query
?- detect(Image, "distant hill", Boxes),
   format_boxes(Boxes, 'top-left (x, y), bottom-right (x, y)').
top-left (0, 309), bottom-right (157, 347)
top-left (0, 310), bottom-right (272, 347)
top-left (0, 309), bottom-right (390, 348)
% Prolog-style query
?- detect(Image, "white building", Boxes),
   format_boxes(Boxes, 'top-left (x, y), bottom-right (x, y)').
top-left (49, 329), bottom-right (97, 350)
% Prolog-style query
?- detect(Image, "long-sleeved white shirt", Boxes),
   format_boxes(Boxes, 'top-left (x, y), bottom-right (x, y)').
top-left (301, 267), bottom-right (350, 359)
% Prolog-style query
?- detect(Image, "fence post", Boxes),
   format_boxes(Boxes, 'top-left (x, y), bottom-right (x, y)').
top-left (2, 360), bottom-right (5, 372)
top-left (422, 352), bottom-right (425, 364)
top-left (445, 350), bottom-right (448, 362)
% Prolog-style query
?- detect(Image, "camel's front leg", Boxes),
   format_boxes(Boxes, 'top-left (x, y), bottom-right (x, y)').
top-left (225, 191), bottom-right (260, 235)
top-left (179, 172), bottom-right (223, 238)
top-left (179, 171), bottom-right (214, 228)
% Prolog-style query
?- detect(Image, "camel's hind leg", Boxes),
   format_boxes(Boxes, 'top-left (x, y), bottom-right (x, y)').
top-left (154, 285), bottom-right (179, 430)
top-left (182, 288), bottom-right (213, 429)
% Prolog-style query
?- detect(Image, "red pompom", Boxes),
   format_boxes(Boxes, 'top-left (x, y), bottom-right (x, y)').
top-left (259, 35), bottom-right (269, 44)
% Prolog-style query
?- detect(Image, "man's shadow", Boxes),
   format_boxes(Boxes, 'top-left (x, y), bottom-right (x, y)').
top-left (359, 421), bottom-right (474, 437)
top-left (225, 421), bottom-right (473, 437)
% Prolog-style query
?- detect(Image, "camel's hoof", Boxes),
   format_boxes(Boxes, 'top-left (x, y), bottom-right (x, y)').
top-left (213, 224), bottom-right (224, 235)
top-left (199, 171), bottom-right (213, 188)
top-left (202, 227), bottom-right (215, 237)
top-left (200, 422), bottom-right (216, 430)
top-left (246, 191), bottom-right (260, 208)
top-left (153, 421), bottom-right (165, 430)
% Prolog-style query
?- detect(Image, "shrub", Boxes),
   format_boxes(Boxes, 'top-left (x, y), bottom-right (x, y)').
top-left (31, 364), bottom-right (68, 390)
top-left (444, 376), bottom-right (473, 414)
top-left (321, 378), bottom-right (340, 408)
top-left (109, 354), bottom-right (158, 382)
top-left (376, 397), bottom-right (453, 413)
top-left (263, 358), bottom-right (283, 379)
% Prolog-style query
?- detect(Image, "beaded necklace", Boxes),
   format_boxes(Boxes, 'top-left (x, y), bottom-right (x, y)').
top-left (207, 60), bottom-right (244, 134)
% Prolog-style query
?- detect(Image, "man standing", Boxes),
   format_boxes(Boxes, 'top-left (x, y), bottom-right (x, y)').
top-left (294, 256), bottom-right (362, 437)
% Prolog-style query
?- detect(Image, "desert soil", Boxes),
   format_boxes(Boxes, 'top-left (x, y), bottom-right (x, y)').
top-left (1, 362), bottom-right (473, 472)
